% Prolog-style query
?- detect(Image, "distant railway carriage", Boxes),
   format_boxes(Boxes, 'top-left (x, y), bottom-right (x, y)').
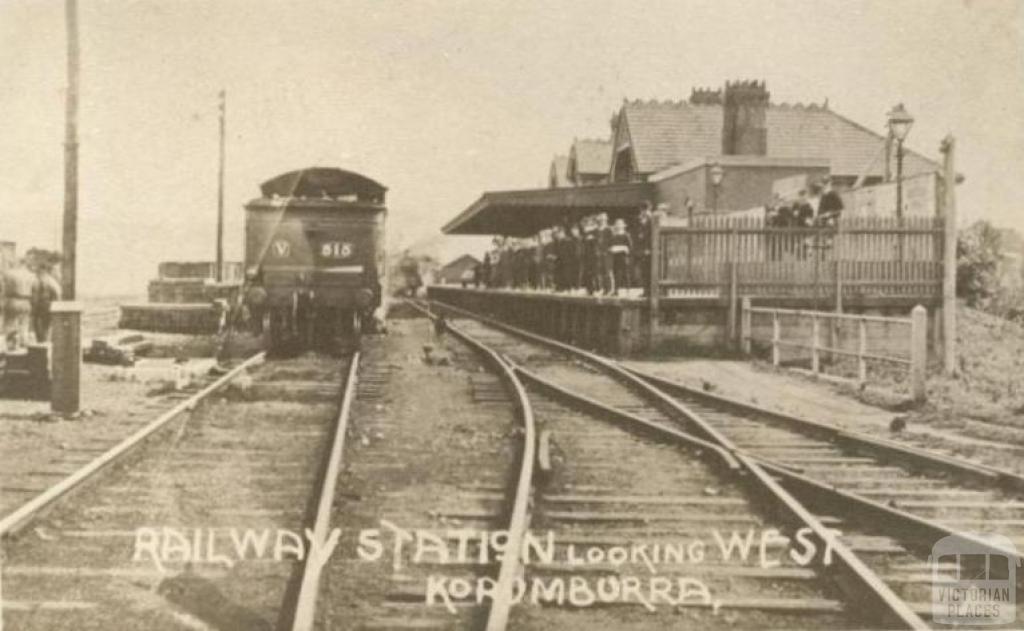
top-left (244, 167), bottom-right (386, 351)
top-left (395, 251), bottom-right (423, 297)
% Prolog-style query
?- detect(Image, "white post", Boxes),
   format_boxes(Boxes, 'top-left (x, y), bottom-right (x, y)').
top-left (910, 305), bottom-right (928, 403)
top-left (811, 314), bottom-right (820, 374)
top-left (857, 317), bottom-right (868, 385)
top-left (771, 310), bottom-right (781, 366)
top-left (740, 297), bottom-right (752, 355)
top-left (728, 261), bottom-right (739, 349)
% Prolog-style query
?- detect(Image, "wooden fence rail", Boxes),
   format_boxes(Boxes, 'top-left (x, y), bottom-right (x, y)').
top-left (655, 215), bottom-right (944, 303)
top-left (740, 298), bottom-right (928, 402)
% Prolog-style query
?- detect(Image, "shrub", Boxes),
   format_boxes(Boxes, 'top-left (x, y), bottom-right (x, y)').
top-left (957, 221), bottom-right (1003, 309)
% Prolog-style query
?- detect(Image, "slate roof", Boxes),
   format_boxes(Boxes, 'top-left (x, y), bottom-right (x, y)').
top-left (616, 100), bottom-right (939, 179)
top-left (569, 138), bottom-right (613, 176)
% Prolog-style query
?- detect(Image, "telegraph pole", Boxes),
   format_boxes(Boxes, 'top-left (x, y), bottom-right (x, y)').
top-left (51, 0), bottom-right (83, 415)
top-left (62, 0), bottom-right (79, 299)
top-left (940, 136), bottom-right (957, 374)
top-left (216, 89), bottom-right (226, 282)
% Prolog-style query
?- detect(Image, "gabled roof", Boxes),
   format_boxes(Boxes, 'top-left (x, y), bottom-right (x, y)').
top-left (441, 254), bottom-right (481, 271)
top-left (616, 102), bottom-right (722, 174)
top-left (614, 100), bottom-right (939, 179)
top-left (548, 155), bottom-right (569, 188)
top-left (569, 138), bottom-right (613, 177)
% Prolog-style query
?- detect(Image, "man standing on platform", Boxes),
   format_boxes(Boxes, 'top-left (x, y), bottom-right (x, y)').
top-left (30, 264), bottom-right (61, 343)
top-left (3, 260), bottom-right (35, 349)
top-left (632, 203), bottom-right (653, 296)
top-left (567, 223), bottom-right (583, 291)
top-left (550, 226), bottom-right (566, 291)
top-left (609, 218), bottom-right (633, 296)
top-left (581, 217), bottom-right (598, 294)
top-left (595, 213), bottom-right (613, 295)
top-left (817, 177), bottom-right (844, 227)
top-left (495, 237), bottom-right (510, 288)
top-left (793, 189), bottom-right (814, 227)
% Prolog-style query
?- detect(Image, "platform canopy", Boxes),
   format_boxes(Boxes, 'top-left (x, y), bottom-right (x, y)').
top-left (442, 183), bottom-right (654, 236)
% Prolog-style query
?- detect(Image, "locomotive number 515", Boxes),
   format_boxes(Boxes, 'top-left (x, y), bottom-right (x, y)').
top-left (321, 241), bottom-right (353, 259)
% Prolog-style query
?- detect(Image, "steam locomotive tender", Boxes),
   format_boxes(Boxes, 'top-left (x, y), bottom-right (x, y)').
top-left (244, 167), bottom-right (386, 351)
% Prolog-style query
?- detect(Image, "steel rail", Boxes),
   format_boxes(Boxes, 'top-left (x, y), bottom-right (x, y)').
top-left (407, 301), bottom-right (536, 631)
top-left (0, 351), bottom-right (266, 539)
top-left (423, 298), bottom-right (930, 630)
top-left (430, 298), bottom-right (1024, 491)
top-left (289, 352), bottom-right (360, 631)
top-left (627, 366), bottom-right (1024, 490)
top-left (512, 364), bottom-right (928, 630)
top-left (513, 365), bottom-right (739, 471)
top-left (756, 458), bottom-right (1023, 564)
top-left (626, 366), bottom-right (1024, 564)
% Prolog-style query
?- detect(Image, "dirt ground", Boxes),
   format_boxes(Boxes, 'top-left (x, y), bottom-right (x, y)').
top-left (318, 316), bottom-right (520, 629)
top-left (625, 304), bottom-right (1024, 475)
top-left (2, 352), bottom-right (343, 630)
top-left (0, 329), bottom-right (261, 520)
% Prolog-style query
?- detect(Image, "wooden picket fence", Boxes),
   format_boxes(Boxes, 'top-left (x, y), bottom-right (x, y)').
top-left (655, 215), bottom-right (944, 301)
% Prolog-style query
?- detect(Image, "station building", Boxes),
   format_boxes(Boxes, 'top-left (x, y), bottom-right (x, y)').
top-left (434, 80), bottom-right (955, 358)
top-left (436, 254), bottom-right (482, 286)
top-left (449, 80), bottom-right (939, 234)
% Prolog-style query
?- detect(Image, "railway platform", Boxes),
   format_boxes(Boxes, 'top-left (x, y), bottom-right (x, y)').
top-left (427, 284), bottom-right (941, 360)
top-left (427, 285), bottom-right (650, 356)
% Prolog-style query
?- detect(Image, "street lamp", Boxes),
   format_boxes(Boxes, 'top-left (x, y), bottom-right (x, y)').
top-left (887, 103), bottom-right (914, 220)
top-left (710, 162), bottom-right (725, 213)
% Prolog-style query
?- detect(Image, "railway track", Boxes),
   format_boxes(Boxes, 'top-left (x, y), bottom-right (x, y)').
top-left (420, 298), bottom-right (1024, 629)
top-left (404, 302), bottom-right (917, 629)
top-left (627, 366), bottom-right (1024, 625)
top-left (0, 351), bottom-right (357, 631)
top-left (299, 315), bottom-right (530, 630)
top-left (511, 385), bottom-right (859, 630)
top-left (10, 299), bottom-right (1016, 629)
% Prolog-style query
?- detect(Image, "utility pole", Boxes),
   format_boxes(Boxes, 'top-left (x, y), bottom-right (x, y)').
top-left (216, 89), bottom-right (226, 282)
top-left (62, 0), bottom-right (79, 299)
top-left (940, 136), bottom-right (957, 375)
top-left (52, 0), bottom-right (83, 416)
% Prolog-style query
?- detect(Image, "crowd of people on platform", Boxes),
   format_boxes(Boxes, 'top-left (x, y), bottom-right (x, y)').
top-left (765, 177), bottom-right (844, 229)
top-left (1, 259), bottom-right (61, 351)
top-left (468, 176), bottom-right (845, 295)
top-left (475, 205), bottom-right (656, 297)
top-left (762, 177), bottom-right (846, 260)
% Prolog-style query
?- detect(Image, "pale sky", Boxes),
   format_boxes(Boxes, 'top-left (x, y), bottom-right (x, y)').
top-left (1, 0), bottom-right (1022, 295)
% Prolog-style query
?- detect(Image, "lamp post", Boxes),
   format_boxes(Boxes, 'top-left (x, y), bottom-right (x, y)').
top-left (887, 104), bottom-right (914, 219)
top-left (710, 162), bottom-right (725, 213)
top-left (887, 104), bottom-right (914, 260)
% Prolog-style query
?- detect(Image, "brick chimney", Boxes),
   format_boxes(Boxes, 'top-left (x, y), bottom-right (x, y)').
top-left (722, 80), bottom-right (769, 156)
top-left (689, 87), bottom-right (722, 105)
